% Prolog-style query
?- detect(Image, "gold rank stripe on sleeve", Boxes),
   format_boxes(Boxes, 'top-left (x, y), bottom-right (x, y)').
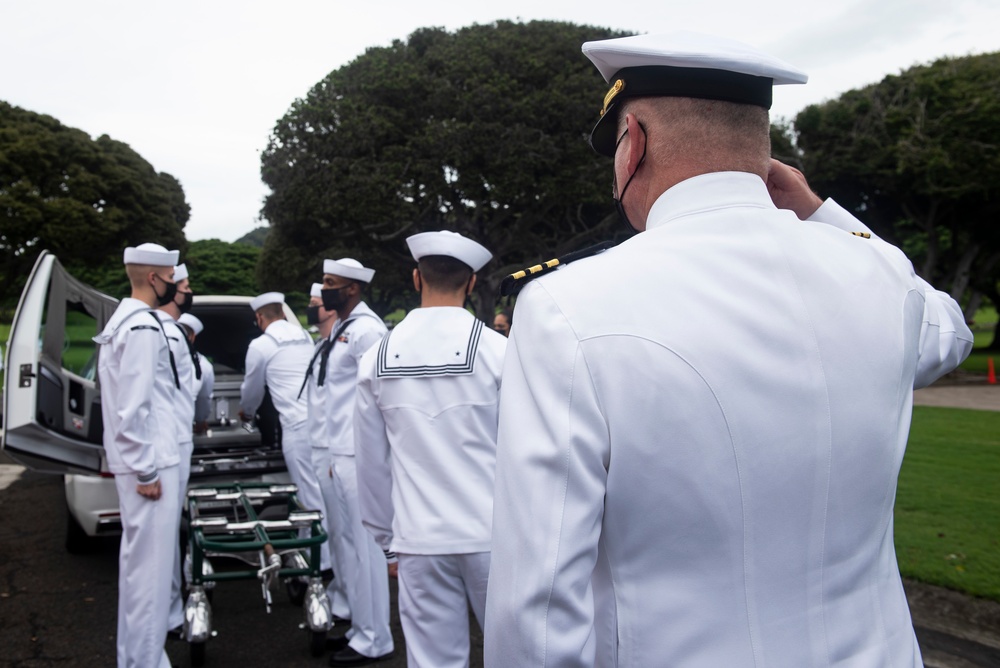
top-left (850, 231), bottom-right (872, 238)
top-left (498, 240), bottom-right (617, 297)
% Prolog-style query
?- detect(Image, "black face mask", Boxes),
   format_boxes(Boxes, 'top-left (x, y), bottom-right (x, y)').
top-left (153, 275), bottom-right (178, 307)
top-left (321, 285), bottom-right (350, 311)
top-left (305, 305), bottom-right (321, 325)
top-left (612, 125), bottom-right (647, 236)
top-left (177, 291), bottom-right (194, 313)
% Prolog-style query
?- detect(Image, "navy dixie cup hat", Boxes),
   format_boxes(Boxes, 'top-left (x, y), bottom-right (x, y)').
top-left (582, 31), bottom-right (808, 157)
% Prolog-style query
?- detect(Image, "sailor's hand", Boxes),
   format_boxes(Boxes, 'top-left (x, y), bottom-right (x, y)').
top-left (387, 562), bottom-right (398, 579)
top-left (193, 420), bottom-right (209, 434)
top-left (766, 159), bottom-right (823, 220)
top-left (239, 410), bottom-right (251, 422)
top-left (137, 480), bottom-right (162, 500)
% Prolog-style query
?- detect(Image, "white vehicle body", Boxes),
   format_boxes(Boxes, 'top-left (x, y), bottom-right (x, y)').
top-left (3, 252), bottom-right (298, 551)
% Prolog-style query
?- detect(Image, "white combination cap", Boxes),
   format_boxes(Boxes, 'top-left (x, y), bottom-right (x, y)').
top-left (250, 292), bottom-right (284, 311)
top-left (310, 283), bottom-right (323, 298)
top-left (582, 31), bottom-right (808, 156)
top-left (123, 242), bottom-right (180, 267)
top-left (177, 313), bottom-right (204, 336)
top-left (323, 258), bottom-right (375, 283)
top-left (173, 263), bottom-right (189, 282)
top-left (406, 231), bottom-right (493, 272)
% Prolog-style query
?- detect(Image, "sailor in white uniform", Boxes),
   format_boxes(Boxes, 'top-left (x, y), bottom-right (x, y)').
top-left (484, 32), bottom-right (974, 668)
top-left (177, 313), bottom-right (215, 434)
top-left (315, 259), bottom-right (394, 666)
top-left (239, 293), bottom-right (326, 538)
top-left (355, 231), bottom-right (506, 668)
top-left (94, 243), bottom-right (182, 668)
top-left (303, 281), bottom-right (351, 621)
top-left (153, 262), bottom-right (198, 634)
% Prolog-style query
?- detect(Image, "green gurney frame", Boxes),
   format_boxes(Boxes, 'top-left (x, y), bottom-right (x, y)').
top-left (183, 482), bottom-right (334, 665)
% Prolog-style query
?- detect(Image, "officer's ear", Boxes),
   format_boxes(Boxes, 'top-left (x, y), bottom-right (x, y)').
top-left (412, 268), bottom-right (422, 293)
top-left (466, 274), bottom-right (477, 296)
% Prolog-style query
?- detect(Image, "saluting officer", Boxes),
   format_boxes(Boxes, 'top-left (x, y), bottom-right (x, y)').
top-left (485, 32), bottom-right (974, 667)
top-left (313, 259), bottom-right (394, 667)
top-left (239, 293), bottom-right (326, 538)
top-left (355, 231), bottom-right (506, 668)
top-left (94, 242), bottom-right (181, 668)
top-left (303, 281), bottom-right (352, 622)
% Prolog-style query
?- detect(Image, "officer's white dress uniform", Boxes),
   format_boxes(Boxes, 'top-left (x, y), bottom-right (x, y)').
top-left (239, 295), bottom-right (326, 534)
top-left (154, 306), bottom-right (196, 631)
top-left (486, 172), bottom-right (974, 667)
top-left (355, 231), bottom-right (506, 668)
top-left (484, 33), bottom-right (974, 668)
top-left (316, 262), bottom-right (393, 660)
top-left (94, 244), bottom-right (181, 668)
top-left (304, 281), bottom-right (351, 619)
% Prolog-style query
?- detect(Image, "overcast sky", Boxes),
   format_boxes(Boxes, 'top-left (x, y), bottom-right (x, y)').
top-left (3, 0), bottom-right (999, 243)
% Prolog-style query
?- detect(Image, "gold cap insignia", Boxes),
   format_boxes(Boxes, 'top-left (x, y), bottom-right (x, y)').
top-left (601, 79), bottom-right (625, 117)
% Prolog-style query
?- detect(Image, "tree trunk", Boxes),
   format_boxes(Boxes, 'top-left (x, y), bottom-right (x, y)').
top-left (949, 242), bottom-right (980, 303)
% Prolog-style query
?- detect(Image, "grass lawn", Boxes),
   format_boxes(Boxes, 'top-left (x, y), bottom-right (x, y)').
top-left (896, 406), bottom-right (1000, 600)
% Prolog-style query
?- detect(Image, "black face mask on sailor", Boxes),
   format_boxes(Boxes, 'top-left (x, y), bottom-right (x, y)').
top-left (177, 290), bottom-right (194, 313)
top-left (153, 274), bottom-right (178, 307)
top-left (305, 305), bottom-right (321, 326)
top-left (321, 284), bottom-right (352, 311)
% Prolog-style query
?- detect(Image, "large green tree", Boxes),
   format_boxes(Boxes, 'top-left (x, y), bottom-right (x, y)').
top-left (0, 102), bottom-right (189, 305)
top-left (793, 53), bottom-right (1000, 332)
top-left (260, 20), bottom-right (629, 321)
top-left (185, 239), bottom-right (261, 297)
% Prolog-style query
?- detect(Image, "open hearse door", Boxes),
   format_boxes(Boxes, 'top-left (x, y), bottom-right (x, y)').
top-left (3, 250), bottom-right (117, 474)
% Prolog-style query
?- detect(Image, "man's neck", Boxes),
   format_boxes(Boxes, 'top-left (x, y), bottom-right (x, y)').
top-left (336, 299), bottom-right (361, 322)
top-left (130, 288), bottom-right (156, 308)
top-left (319, 317), bottom-right (335, 339)
top-left (158, 302), bottom-right (180, 320)
top-left (420, 289), bottom-right (466, 308)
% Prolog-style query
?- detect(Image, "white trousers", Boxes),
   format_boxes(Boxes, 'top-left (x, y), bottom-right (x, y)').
top-left (283, 423), bottom-right (326, 542)
top-left (168, 439), bottom-right (193, 630)
top-left (398, 552), bottom-right (490, 668)
top-left (115, 466), bottom-right (180, 668)
top-left (312, 446), bottom-right (351, 619)
top-left (329, 453), bottom-right (394, 658)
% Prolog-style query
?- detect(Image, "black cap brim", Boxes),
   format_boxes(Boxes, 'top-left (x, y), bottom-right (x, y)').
top-left (588, 65), bottom-right (774, 157)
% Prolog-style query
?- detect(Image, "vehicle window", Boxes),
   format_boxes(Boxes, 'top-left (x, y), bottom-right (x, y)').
top-left (63, 305), bottom-right (98, 380)
top-left (190, 304), bottom-right (265, 375)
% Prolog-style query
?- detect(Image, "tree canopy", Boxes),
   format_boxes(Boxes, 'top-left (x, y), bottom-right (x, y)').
top-left (0, 101), bottom-right (189, 306)
top-left (259, 20), bottom-right (629, 321)
top-left (793, 52), bottom-right (1000, 323)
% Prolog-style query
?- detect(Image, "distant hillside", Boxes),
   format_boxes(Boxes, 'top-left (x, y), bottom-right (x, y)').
top-left (236, 226), bottom-right (269, 248)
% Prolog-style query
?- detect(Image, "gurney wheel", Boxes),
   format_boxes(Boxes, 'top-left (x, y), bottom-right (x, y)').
top-left (310, 630), bottom-right (326, 657)
top-left (190, 640), bottom-right (206, 667)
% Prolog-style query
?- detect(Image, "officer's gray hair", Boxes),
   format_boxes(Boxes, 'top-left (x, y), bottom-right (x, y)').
top-left (618, 97), bottom-right (771, 176)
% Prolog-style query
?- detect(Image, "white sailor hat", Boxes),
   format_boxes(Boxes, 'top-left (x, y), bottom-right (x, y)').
top-left (250, 292), bottom-right (284, 311)
top-left (310, 283), bottom-right (323, 298)
top-left (406, 231), bottom-right (493, 272)
top-left (582, 31), bottom-right (808, 156)
top-left (177, 313), bottom-right (204, 336)
top-left (323, 258), bottom-right (375, 283)
top-left (173, 263), bottom-right (189, 282)
top-left (123, 242), bottom-right (180, 267)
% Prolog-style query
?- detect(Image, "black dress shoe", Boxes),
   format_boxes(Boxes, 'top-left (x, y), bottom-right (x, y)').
top-left (326, 635), bottom-right (350, 651)
top-left (329, 646), bottom-right (391, 666)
